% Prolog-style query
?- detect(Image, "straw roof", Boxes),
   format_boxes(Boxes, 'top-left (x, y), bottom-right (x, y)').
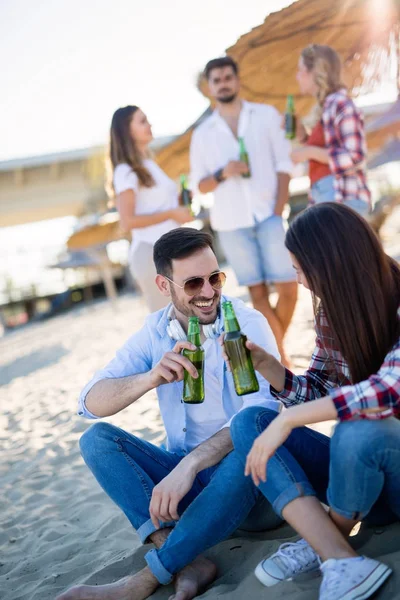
top-left (67, 213), bottom-right (127, 250)
top-left (156, 0), bottom-right (400, 179)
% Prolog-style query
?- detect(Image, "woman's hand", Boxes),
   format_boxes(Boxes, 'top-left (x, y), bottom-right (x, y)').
top-left (245, 413), bottom-right (292, 486)
top-left (290, 146), bottom-right (311, 164)
top-left (219, 337), bottom-right (285, 391)
top-left (219, 337), bottom-right (272, 373)
top-left (169, 206), bottom-right (194, 224)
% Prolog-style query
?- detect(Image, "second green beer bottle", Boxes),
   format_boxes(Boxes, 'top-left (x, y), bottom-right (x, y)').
top-left (180, 174), bottom-right (192, 209)
top-left (238, 137), bottom-right (251, 178)
top-left (284, 94), bottom-right (296, 140)
top-left (182, 316), bottom-right (205, 403)
top-left (222, 301), bottom-right (259, 396)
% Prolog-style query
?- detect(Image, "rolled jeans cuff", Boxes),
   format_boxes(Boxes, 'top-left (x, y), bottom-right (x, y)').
top-left (145, 548), bottom-right (173, 585)
top-left (327, 491), bottom-right (368, 521)
top-left (137, 518), bottom-right (176, 544)
top-left (272, 481), bottom-right (316, 517)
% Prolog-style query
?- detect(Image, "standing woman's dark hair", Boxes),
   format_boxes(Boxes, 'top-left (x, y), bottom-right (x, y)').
top-left (285, 203), bottom-right (400, 383)
top-left (108, 105), bottom-right (155, 193)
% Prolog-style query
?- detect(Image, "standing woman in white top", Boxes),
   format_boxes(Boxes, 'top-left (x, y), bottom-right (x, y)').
top-left (109, 105), bottom-right (193, 312)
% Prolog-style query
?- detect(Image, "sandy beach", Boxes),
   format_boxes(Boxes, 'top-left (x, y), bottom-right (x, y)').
top-left (1, 210), bottom-right (400, 600)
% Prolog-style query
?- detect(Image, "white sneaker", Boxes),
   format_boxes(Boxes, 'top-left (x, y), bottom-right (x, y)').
top-left (255, 538), bottom-right (320, 587)
top-left (319, 556), bottom-right (392, 600)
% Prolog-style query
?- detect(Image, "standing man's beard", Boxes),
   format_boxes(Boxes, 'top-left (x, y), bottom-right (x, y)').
top-left (217, 93), bottom-right (237, 104)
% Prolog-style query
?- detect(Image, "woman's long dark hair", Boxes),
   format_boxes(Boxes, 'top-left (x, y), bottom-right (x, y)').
top-left (107, 105), bottom-right (154, 197)
top-left (286, 203), bottom-right (400, 383)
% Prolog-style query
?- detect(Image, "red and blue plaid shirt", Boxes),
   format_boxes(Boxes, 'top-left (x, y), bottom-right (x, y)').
top-left (322, 89), bottom-right (371, 208)
top-left (272, 308), bottom-right (400, 421)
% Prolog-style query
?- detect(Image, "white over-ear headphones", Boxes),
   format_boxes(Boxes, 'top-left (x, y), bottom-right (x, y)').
top-left (166, 304), bottom-right (224, 341)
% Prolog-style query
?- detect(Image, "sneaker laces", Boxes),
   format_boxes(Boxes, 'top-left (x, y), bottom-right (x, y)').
top-left (270, 539), bottom-right (318, 576)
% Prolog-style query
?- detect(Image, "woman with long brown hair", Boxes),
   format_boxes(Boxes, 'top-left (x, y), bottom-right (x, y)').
top-left (109, 106), bottom-right (193, 311)
top-left (227, 203), bottom-right (399, 600)
top-left (290, 45), bottom-right (371, 215)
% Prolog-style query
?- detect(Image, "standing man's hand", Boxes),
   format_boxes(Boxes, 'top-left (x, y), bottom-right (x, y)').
top-left (223, 161), bottom-right (249, 178)
top-left (273, 206), bottom-right (284, 217)
top-left (273, 172), bottom-right (290, 217)
top-left (149, 341), bottom-right (198, 387)
top-left (149, 460), bottom-right (197, 528)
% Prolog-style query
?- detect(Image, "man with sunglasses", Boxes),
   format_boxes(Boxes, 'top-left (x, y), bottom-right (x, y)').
top-left (62, 228), bottom-right (281, 600)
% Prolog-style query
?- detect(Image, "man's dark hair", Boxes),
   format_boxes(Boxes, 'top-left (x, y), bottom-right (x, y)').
top-left (204, 56), bottom-right (239, 80)
top-left (153, 227), bottom-right (215, 277)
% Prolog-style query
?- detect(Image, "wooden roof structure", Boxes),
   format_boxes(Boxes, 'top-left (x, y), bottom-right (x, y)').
top-left (156, 0), bottom-right (400, 179)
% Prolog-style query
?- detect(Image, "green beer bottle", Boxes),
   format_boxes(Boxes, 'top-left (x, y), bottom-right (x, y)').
top-left (285, 94), bottom-right (296, 140)
top-left (238, 137), bottom-right (251, 178)
top-left (222, 301), bottom-right (259, 396)
top-left (180, 174), bottom-right (192, 208)
top-left (182, 316), bottom-right (205, 403)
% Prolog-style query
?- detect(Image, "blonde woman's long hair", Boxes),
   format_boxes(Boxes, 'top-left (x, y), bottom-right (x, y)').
top-left (106, 105), bottom-right (155, 198)
top-left (301, 44), bottom-right (345, 130)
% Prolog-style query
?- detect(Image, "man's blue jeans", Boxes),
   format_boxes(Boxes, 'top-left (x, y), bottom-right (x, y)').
top-left (231, 407), bottom-right (400, 525)
top-left (79, 422), bottom-right (282, 585)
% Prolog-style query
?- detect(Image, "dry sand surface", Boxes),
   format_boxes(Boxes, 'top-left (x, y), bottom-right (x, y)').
top-left (1, 209), bottom-right (400, 600)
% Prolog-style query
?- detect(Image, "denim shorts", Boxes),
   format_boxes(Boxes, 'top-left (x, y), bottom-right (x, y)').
top-left (218, 215), bottom-right (296, 286)
top-left (310, 174), bottom-right (370, 217)
top-left (310, 174), bottom-right (336, 204)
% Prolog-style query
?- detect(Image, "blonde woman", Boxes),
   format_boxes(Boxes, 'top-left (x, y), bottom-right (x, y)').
top-left (109, 105), bottom-right (193, 312)
top-left (291, 45), bottom-right (371, 215)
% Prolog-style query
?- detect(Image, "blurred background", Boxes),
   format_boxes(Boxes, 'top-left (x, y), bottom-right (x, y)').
top-left (1, 0), bottom-right (400, 332)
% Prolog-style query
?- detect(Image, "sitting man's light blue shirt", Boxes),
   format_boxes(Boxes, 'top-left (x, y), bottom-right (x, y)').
top-left (78, 295), bottom-right (281, 454)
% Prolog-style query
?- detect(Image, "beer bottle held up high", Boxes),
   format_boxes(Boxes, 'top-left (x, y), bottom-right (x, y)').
top-left (238, 137), bottom-right (251, 178)
top-left (284, 94), bottom-right (296, 140)
top-left (182, 316), bottom-right (205, 403)
top-left (222, 301), bottom-right (259, 396)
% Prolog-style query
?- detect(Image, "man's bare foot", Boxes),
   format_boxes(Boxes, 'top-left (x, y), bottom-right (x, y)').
top-left (56, 567), bottom-right (158, 600)
top-left (168, 557), bottom-right (217, 600)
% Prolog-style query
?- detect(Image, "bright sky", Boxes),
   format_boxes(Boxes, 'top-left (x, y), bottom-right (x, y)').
top-left (0, 0), bottom-right (293, 162)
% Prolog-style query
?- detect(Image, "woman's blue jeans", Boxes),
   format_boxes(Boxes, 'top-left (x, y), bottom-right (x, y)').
top-left (79, 421), bottom-right (281, 585)
top-left (231, 407), bottom-right (400, 525)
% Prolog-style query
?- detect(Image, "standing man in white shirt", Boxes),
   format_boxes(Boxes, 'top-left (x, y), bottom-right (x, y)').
top-left (58, 227), bottom-right (282, 600)
top-left (190, 56), bottom-right (298, 366)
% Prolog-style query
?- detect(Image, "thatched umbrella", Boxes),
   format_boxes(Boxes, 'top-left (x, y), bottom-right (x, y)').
top-left (65, 213), bottom-right (129, 306)
top-left (157, 0), bottom-right (400, 179)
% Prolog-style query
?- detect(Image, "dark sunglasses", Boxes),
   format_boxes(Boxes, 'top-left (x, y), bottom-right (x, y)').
top-left (165, 271), bottom-right (226, 296)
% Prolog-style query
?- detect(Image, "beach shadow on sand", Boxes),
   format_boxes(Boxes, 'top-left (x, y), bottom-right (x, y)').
top-left (0, 344), bottom-right (69, 386)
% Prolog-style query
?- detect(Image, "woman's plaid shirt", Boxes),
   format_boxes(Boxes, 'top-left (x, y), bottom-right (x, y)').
top-left (272, 309), bottom-right (400, 421)
top-left (322, 89), bottom-right (371, 208)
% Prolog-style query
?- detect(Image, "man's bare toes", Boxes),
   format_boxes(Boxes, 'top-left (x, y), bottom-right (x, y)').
top-left (169, 557), bottom-right (217, 600)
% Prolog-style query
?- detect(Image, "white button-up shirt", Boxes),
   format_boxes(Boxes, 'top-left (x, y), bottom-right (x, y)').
top-left (190, 101), bottom-right (292, 232)
top-left (78, 295), bottom-right (281, 454)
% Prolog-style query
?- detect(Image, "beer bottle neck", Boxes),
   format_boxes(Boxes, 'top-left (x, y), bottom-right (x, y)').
top-left (187, 331), bottom-right (201, 346)
top-left (287, 95), bottom-right (295, 113)
top-left (180, 174), bottom-right (188, 190)
top-left (238, 138), bottom-right (246, 153)
top-left (224, 315), bottom-right (240, 333)
top-left (222, 302), bottom-right (240, 332)
top-left (187, 318), bottom-right (201, 346)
